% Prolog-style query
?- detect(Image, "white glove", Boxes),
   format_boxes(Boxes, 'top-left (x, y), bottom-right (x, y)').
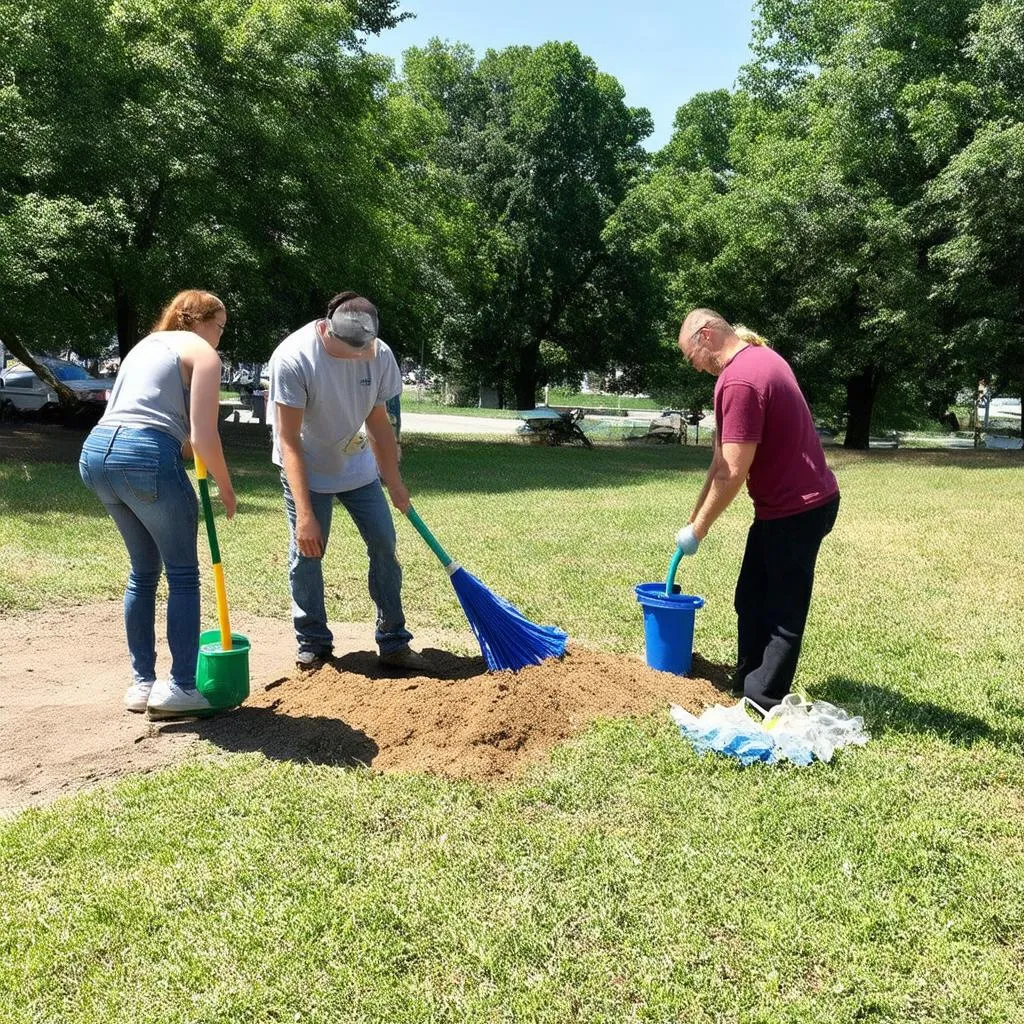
top-left (675, 524), bottom-right (700, 556)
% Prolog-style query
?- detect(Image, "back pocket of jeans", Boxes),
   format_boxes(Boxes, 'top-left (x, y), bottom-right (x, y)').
top-left (121, 468), bottom-right (159, 504)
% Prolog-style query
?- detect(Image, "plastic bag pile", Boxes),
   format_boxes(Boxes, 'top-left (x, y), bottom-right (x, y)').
top-left (669, 692), bottom-right (869, 766)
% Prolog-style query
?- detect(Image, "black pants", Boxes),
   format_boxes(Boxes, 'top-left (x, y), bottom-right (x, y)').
top-left (733, 496), bottom-right (840, 711)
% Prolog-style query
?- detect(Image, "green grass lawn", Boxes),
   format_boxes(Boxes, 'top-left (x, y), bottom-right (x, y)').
top-left (545, 388), bottom-right (662, 411)
top-left (400, 392), bottom-right (523, 417)
top-left (1, 438), bottom-right (1023, 1022)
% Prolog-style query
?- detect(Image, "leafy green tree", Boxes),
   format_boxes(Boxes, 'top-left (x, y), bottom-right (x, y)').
top-left (373, 46), bottom-right (495, 375)
top-left (400, 39), bottom-right (654, 408)
top-left (920, 1), bottom-right (1024, 396)
top-left (0, 0), bottom-right (405, 371)
top-left (608, 155), bottom-right (724, 413)
top-left (642, 0), bottom-right (1021, 446)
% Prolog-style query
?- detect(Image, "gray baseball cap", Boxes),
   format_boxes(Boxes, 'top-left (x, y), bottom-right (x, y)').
top-left (327, 307), bottom-right (378, 348)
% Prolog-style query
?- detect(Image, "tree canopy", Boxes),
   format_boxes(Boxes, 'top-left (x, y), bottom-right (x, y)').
top-left (2, 0), bottom-right (1021, 440)
top-left (0, 0), bottom-right (406, 362)
top-left (399, 39), bottom-right (654, 407)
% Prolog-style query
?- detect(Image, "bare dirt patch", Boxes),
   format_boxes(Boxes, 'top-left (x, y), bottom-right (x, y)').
top-left (1, 600), bottom-right (730, 815)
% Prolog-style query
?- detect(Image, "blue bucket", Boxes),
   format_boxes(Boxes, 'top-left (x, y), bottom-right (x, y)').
top-left (634, 583), bottom-right (705, 675)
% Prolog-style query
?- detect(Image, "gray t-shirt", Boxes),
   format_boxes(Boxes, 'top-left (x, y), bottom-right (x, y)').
top-left (268, 320), bottom-right (402, 492)
top-left (333, 393), bottom-right (403, 493)
top-left (100, 332), bottom-right (192, 445)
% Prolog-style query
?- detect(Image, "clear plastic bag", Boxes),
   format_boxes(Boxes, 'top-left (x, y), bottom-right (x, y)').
top-left (670, 693), bottom-right (869, 767)
top-left (670, 702), bottom-right (777, 765)
top-left (763, 693), bottom-right (870, 763)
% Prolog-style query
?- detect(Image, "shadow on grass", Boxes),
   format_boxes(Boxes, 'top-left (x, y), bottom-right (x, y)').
top-left (818, 676), bottom-right (1022, 748)
top-left (0, 422), bottom-right (91, 464)
top-left (690, 652), bottom-right (736, 695)
top-left (160, 707), bottom-right (381, 768)
top-left (2, 422), bottom-right (715, 498)
top-left (368, 434), bottom-right (715, 496)
top-left (827, 448), bottom-right (1023, 471)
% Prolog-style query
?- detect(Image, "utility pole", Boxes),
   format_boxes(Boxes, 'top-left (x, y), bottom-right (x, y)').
top-left (417, 336), bottom-right (426, 405)
top-left (974, 379), bottom-right (990, 448)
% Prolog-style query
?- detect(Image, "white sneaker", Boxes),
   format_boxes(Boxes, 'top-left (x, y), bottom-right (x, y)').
top-left (146, 679), bottom-right (214, 719)
top-left (124, 681), bottom-right (155, 713)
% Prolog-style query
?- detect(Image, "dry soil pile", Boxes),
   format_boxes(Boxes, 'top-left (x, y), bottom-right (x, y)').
top-left (211, 644), bottom-right (728, 781)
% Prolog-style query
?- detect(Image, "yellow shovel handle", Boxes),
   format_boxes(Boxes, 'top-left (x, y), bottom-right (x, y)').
top-left (212, 563), bottom-right (232, 651)
top-left (193, 453), bottom-right (233, 651)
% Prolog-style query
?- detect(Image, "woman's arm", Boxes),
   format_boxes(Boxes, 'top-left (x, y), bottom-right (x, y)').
top-left (184, 341), bottom-right (236, 518)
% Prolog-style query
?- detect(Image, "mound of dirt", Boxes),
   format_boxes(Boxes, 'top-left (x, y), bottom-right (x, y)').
top-left (204, 644), bottom-right (729, 781)
top-left (1, 602), bottom-right (733, 812)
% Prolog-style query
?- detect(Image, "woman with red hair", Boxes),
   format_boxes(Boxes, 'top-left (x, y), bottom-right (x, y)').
top-left (79, 290), bottom-right (236, 717)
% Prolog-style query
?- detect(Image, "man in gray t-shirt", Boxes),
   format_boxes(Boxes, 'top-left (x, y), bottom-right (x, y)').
top-left (269, 291), bottom-right (428, 672)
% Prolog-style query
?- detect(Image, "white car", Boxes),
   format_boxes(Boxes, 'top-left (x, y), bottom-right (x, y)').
top-left (0, 357), bottom-right (114, 422)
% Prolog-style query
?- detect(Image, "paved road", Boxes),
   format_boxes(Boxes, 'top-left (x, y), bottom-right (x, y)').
top-left (221, 408), bottom-right (665, 435)
top-left (220, 402), bottom-right (520, 434)
top-left (402, 409), bottom-right (666, 435)
top-left (402, 412), bottom-right (521, 435)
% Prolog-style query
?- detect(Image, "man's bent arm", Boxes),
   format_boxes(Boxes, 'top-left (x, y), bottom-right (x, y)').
top-left (690, 438), bottom-right (721, 523)
top-left (692, 441), bottom-right (757, 539)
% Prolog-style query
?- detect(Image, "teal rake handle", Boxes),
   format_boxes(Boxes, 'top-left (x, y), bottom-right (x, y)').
top-left (665, 547), bottom-right (683, 595)
top-left (406, 506), bottom-right (454, 569)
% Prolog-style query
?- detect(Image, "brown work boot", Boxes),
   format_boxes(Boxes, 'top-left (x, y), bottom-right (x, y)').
top-left (378, 645), bottom-right (430, 673)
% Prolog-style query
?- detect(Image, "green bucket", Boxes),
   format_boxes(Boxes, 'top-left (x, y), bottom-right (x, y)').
top-left (196, 629), bottom-right (250, 709)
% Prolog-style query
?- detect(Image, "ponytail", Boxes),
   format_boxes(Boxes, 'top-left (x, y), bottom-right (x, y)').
top-left (152, 290), bottom-right (225, 333)
top-left (734, 324), bottom-right (769, 347)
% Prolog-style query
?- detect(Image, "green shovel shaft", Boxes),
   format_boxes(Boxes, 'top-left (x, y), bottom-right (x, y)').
top-left (193, 453), bottom-right (232, 652)
top-left (405, 506), bottom-right (453, 567)
top-left (197, 475), bottom-right (222, 565)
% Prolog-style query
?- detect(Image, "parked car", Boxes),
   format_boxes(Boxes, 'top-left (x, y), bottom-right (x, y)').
top-left (0, 356), bottom-right (115, 423)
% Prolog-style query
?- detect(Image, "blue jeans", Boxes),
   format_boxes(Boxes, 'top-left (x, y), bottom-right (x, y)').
top-left (79, 426), bottom-right (200, 689)
top-left (282, 476), bottom-right (412, 656)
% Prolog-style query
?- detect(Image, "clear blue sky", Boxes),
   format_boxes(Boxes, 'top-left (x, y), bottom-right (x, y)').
top-left (368, 0), bottom-right (757, 151)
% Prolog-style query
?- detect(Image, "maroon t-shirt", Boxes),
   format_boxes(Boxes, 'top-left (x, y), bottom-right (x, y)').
top-left (714, 345), bottom-right (839, 520)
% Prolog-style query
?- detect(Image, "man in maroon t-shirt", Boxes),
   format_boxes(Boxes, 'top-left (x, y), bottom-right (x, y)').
top-left (674, 308), bottom-right (840, 710)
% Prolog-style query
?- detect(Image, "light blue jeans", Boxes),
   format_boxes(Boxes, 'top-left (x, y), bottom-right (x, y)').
top-left (79, 426), bottom-right (200, 689)
top-left (282, 476), bottom-right (412, 656)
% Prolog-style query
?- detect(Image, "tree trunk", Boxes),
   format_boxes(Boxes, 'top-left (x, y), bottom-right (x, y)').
top-left (514, 338), bottom-right (541, 410)
top-left (115, 285), bottom-right (140, 361)
top-left (843, 367), bottom-right (877, 449)
top-left (0, 331), bottom-right (77, 405)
